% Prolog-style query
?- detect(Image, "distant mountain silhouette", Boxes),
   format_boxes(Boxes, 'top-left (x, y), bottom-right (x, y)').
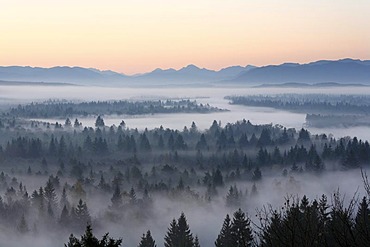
top-left (0, 66), bottom-right (129, 86)
top-left (130, 64), bottom-right (255, 84)
top-left (0, 64), bottom-right (254, 86)
top-left (0, 59), bottom-right (369, 86)
top-left (231, 59), bottom-right (370, 84)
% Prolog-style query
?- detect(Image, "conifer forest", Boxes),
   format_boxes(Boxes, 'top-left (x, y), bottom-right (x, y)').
top-left (0, 92), bottom-right (370, 247)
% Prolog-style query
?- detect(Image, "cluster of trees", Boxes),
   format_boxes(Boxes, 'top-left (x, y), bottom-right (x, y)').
top-left (64, 192), bottom-right (370, 247)
top-left (1, 117), bottom-right (369, 173)
top-left (0, 116), bottom-right (368, 245)
top-left (65, 208), bottom-right (253, 247)
top-left (306, 114), bottom-right (370, 128)
top-left (227, 94), bottom-right (370, 127)
top-left (258, 192), bottom-right (370, 246)
top-left (65, 225), bottom-right (122, 247)
top-left (225, 94), bottom-right (370, 128)
top-left (227, 94), bottom-right (370, 115)
top-left (7, 99), bottom-right (225, 118)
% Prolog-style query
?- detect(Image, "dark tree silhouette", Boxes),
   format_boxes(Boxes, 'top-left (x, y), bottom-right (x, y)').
top-left (138, 230), bottom-right (156, 247)
top-left (65, 225), bottom-right (122, 247)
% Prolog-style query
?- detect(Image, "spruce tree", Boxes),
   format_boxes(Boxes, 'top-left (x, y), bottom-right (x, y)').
top-left (193, 236), bottom-right (200, 247)
top-left (95, 116), bottom-right (105, 128)
top-left (165, 213), bottom-right (195, 247)
top-left (226, 185), bottom-right (240, 207)
top-left (45, 178), bottom-right (58, 210)
top-left (71, 199), bottom-right (91, 229)
top-left (177, 212), bottom-right (194, 247)
top-left (111, 185), bottom-right (123, 209)
top-left (355, 197), bottom-right (370, 245)
top-left (129, 187), bottom-right (137, 205)
top-left (215, 214), bottom-right (233, 247)
top-left (138, 230), bottom-right (156, 247)
top-left (164, 219), bottom-right (178, 247)
top-left (60, 205), bottom-right (70, 227)
top-left (60, 187), bottom-right (70, 210)
top-left (231, 209), bottom-right (253, 247)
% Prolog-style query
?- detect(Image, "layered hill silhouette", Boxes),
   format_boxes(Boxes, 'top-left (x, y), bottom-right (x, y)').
top-left (231, 58), bottom-right (370, 84)
top-left (0, 58), bottom-right (369, 86)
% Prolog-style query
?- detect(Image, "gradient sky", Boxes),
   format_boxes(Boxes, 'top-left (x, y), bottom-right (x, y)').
top-left (1, 0), bottom-right (369, 74)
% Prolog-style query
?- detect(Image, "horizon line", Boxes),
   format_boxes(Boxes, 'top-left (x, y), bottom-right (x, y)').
top-left (0, 57), bottom-right (368, 76)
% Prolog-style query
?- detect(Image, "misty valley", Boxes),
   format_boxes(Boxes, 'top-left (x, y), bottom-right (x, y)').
top-left (0, 86), bottom-right (369, 246)
top-left (3, 0), bottom-right (370, 243)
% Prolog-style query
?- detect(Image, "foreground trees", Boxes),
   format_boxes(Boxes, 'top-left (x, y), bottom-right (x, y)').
top-left (138, 230), bottom-right (156, 247)
top-left (63, 196), bottom-right (370, 247)
top-left (164, 212), bottom-right (195, 247)
top-left (65, 225), bottom-right (122, 247)
top-left (215, 209), bottom-right (253, 247)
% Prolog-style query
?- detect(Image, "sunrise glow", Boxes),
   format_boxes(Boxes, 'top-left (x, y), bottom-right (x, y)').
top-left (1, 0), bottom-right (369, 74)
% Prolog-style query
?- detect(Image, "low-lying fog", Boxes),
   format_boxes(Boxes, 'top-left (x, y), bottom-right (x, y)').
top-left (1, 85), bottom-right (370, 246)
top-left (2, 85), bottom-right (370, 140)
top-left (0, 169), bottom-right (367, 247)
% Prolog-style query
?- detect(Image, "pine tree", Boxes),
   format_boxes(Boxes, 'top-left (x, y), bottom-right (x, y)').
top-left (164, 219), bottom-right (178, 247)
top-left (138, 230), bottom-right (156, 247)
top-left (231, 209), bottom-right (253, 247)
top-left (226, 185), bottom-right (240, 208)
top-left (158, 135), bottom-right (165, 149)
top-left (60, 205), bottom-right (69, 227)
top-left (38, 187), bottom-right (45, 217)
top-left (17, 214), bottom-right (29, 234)
top-left (193, 236), bottom-right (200, 247)
top-left (140, 133), bottom-right (151, 151)
top-left (111, 185), bottom-right (123, 209)
top-left (27, 166), bottom-right (32, 175)
top-left (80, 225), bottom-right (99, 246)
top-left (49, 136), bottom-right (57, 155)
top-left (177, 212), bottom-right (194, 247)
top-left (71, 199), bottom-right (91, 228)
top-left (196, 134), bottom-right (207, 150)
top-left (355, 197), bottom-right (370, 245)
top-left (45, 178), bottom-right (58, 210)
top-left (59, 135), bottom-right (67, 157)
top-left (65, 225), bottom-right (122, 247)
top-left (168, 134), bottom-right (175, 150)
top-left (164, 213), bottom-right (195, 247)
top-left (65, 118), bottom-right (72, 127)
top-left (252, 167), bottom-right (262, 181)
top-left (129, 187), bottom-right (137, 205)
top-left (215, 214), bottom-right (233, 247)
top-left (213, 169), bottom-right (224, 187)
top-left (95, 116), bottom-right (105, 128)
top-left (257, 129), bottom-right (272, 146)
top-left (60, 187), bottom-right (70, 210)
top-left (74, 118), bottom-right (81, 128)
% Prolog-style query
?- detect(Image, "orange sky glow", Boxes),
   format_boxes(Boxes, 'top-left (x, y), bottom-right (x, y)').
top-left (1, 0), bottom-right (369, 74)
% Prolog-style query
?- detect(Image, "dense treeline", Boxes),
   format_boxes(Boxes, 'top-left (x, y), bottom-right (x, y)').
top-left (226, 94), bottom-right (370, 115)
top-left (0, 116), bottom-right (368, 245)
top-left (306, 114), bottom-right (370, 128)
top-left (7, 99), bottom-right (226, 118)
top-left (0, 117), bottom-right (368, 171)
top-left (227, 94), bottom-right (370, 127)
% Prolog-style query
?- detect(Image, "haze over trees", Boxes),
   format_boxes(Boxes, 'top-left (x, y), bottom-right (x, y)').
top-left (8, 99), bottom-right (226, 118)
top-left (227, 94), bottom-right (370, 127)
top-left (0, 88), bottom-right (368, 246)
top-left (0, 109), bottom-right (367, 246)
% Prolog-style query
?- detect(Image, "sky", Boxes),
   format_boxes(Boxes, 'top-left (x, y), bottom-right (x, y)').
top-left (1, 0), bottom-right (369, 75)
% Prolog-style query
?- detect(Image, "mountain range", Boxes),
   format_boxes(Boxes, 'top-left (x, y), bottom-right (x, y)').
top-left (0, 58), bottom-right (369, 86)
